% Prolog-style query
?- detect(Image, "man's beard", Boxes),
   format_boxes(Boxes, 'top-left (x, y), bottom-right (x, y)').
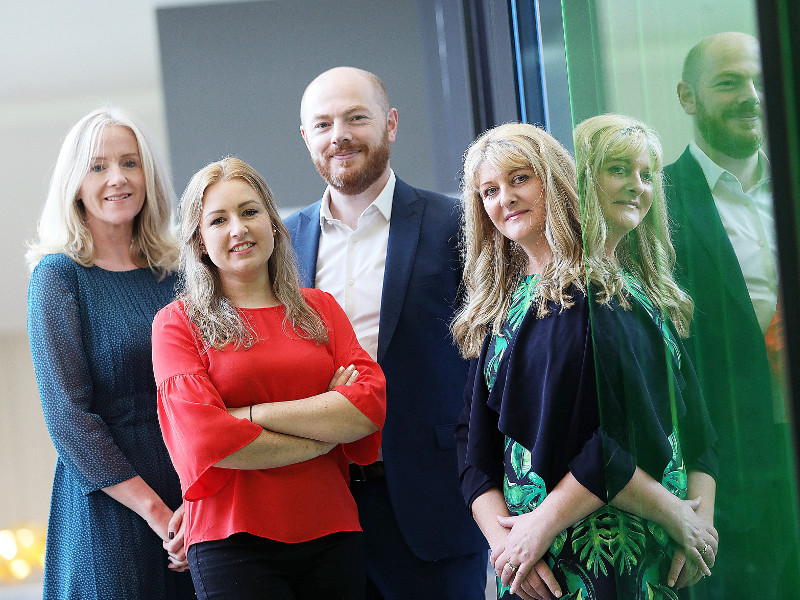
top-left (314, 130), bottom-right (391, 196)
top-left (696, 97), bottom-right (762, 159)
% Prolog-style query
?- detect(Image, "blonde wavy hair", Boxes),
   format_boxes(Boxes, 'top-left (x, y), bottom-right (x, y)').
top-left (452, 122), bottom-right (584, 358)
top-left (26, 106), bottom-right (177, 275)
top-left (178, 157), bottom-right (327, 350)
top-left (574, 114), bottom-right (692, 337)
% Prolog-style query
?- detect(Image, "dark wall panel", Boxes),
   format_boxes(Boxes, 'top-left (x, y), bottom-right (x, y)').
top-left (157, 0), bottom-right (475, 210)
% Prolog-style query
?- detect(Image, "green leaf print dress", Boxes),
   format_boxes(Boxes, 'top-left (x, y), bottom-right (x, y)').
top-left (485, 273), bottom-right (688, 600)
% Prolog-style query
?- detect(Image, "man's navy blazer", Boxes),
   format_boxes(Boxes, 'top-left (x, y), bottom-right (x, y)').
top-left (664, 148), bottom-right (779, 517)
top-left (284, 177), bottom-right (486, 561)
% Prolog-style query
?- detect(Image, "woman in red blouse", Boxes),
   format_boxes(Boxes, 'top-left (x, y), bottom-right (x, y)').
top-left (152, 157), bottom-right (386, 599)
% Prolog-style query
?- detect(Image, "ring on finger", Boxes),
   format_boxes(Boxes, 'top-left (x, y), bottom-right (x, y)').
top-left (700, 542), bottom-right (709, 557)
top-left (506, 561), bottom-right (519, 573)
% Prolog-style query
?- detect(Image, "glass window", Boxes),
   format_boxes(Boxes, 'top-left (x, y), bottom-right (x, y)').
top-left (561, 2), bottom-right (800, 598)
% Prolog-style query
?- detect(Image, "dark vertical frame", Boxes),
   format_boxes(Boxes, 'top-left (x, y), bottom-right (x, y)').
top-left (462, 0), bottom-right (556, 133)
top-left (756, 0), bottom-right (800, 495)
top-left (536, 0), bottom-right (574, 151)
top-left (462, 0), bottom-right (522, 132)
top-left (509, 0), bottom-right (547, 128)
top-left (463, 0), bottom-right (499, 133)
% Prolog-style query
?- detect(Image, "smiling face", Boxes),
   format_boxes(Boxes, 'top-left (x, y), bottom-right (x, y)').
top-left (77, 125), bottom-right (146, 236)
top-left (300, 68), bottom-right (397, 196)
top-left (199, 177), bottom-right (275, 287)
top-left (683, 33), bottom-right (763, 159)
top-left (596, 148), bottom-right (654, 257)
top-left (477, 162), bottom-right (550, 270)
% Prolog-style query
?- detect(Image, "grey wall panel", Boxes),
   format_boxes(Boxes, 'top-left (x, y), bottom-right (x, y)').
top-left (157, 0), bottom-right (475, 211)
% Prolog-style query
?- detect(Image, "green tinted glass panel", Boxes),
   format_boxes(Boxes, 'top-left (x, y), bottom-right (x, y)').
top-left (561, 2), bottom-right (800, 598)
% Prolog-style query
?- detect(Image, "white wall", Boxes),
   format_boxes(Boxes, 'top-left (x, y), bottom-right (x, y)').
top-left (0, 0), bottom-right (240, 588)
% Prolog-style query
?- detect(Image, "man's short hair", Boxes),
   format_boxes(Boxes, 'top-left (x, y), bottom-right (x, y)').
top-left (681, 36), bottom-right (719, 86)
top-left (361, 70), bottom-right (391, 114)
top-left (301, 67), bottom-right (391, 118)
top-left (681, 32), bottom-right (759, 86)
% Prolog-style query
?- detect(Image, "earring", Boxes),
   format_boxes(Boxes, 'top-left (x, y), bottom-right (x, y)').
top-left (273, 226), bottom-right (278, 236)
top-left (199, 241), bottom-right (207, 254)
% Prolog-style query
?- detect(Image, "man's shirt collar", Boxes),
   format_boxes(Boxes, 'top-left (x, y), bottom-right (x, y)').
top-left (319, 170), bottom-right (396, 227)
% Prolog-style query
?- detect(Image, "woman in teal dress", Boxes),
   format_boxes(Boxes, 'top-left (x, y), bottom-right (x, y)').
top-left (26, 107), bottom-right (195, 599)
top-left (453, 121), bottom-right (718, 600)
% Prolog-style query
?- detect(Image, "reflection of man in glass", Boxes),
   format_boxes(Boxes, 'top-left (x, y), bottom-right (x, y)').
top-left (664, 31), bottom-right (798, 599)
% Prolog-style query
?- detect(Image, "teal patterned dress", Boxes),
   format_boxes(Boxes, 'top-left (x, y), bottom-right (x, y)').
top-left (485, 273), bottom-right (687, 600)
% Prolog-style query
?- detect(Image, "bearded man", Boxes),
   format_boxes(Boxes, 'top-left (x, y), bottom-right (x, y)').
top-left (284, 67), bottom-right (487, 600)
top-left (664, 32), bottom-right (799, 599)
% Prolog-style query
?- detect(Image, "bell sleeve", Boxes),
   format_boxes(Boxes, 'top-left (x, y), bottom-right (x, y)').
top-left (307, 290), bottom-right (386, 465)
top-left (590, 298), bottom-right (717, 500)
top-left (498, 295), bottom-right (609, 501)
top-left (152, 303), bottom-right (262, 501)
top-left (27, 256), bottom-right (138, 494)
top-left (465, 290), bottom-right (609, 503)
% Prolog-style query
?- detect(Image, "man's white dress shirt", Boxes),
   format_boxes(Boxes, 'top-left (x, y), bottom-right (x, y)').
top-left (690, 142), bottom-right (777, 335)
top-left (315, 171), bottom-right (396, 361)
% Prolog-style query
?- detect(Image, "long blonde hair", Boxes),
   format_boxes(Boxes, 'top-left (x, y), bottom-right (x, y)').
top-left (178, 157), bottom-right (327, 350)
top-left (574, 114), bottom-right (692, 336)
top-left (26, 106), bottom-right (177, 275)
top-left (452, 123), bottom-right (584, 358)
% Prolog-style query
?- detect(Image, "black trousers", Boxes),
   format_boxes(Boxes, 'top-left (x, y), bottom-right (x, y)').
top-left (187, 531), bottom-right (365, 600)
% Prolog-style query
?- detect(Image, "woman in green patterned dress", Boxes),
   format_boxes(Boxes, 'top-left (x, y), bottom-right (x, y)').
top-left (575, 113), bottom-right (719, 594)
top-left (453, 121), bottom-right (718, 600)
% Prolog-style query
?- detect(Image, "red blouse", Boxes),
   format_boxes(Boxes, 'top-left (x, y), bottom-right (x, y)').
top-left (152, 288), bottom-right (386, 549)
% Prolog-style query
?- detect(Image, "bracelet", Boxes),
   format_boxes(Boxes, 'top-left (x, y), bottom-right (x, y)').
top-left (249, 404), bottom-right (253, 422)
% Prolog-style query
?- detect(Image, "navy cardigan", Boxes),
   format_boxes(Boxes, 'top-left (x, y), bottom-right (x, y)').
top-left (456, 286), bottom-right (717, 510)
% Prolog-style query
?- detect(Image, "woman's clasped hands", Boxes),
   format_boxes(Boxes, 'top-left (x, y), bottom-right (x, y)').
top-left (665, 496), bottom-right (718, 589)
top-left (164, 503), bottom-right (190, 573)
top-left (491, 510), bottom-right (563, 600)
top-left (489, 493), bottom-right (717, 598)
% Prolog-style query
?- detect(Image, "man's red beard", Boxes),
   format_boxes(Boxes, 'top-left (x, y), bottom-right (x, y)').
top-left (314, 130), bottom-right (391, 196)
top-left (696, 96), bottom-right (763, 159)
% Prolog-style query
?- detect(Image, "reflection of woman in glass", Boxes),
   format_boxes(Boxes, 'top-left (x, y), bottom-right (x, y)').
top-left (575, 113), bottom-right (718, 594)
top-left (453, 122), bottom-right (718, 600)
top-left (26, 107), bottom-right (195, 599)
top-left (152, 158), bottom-right (386, 599)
